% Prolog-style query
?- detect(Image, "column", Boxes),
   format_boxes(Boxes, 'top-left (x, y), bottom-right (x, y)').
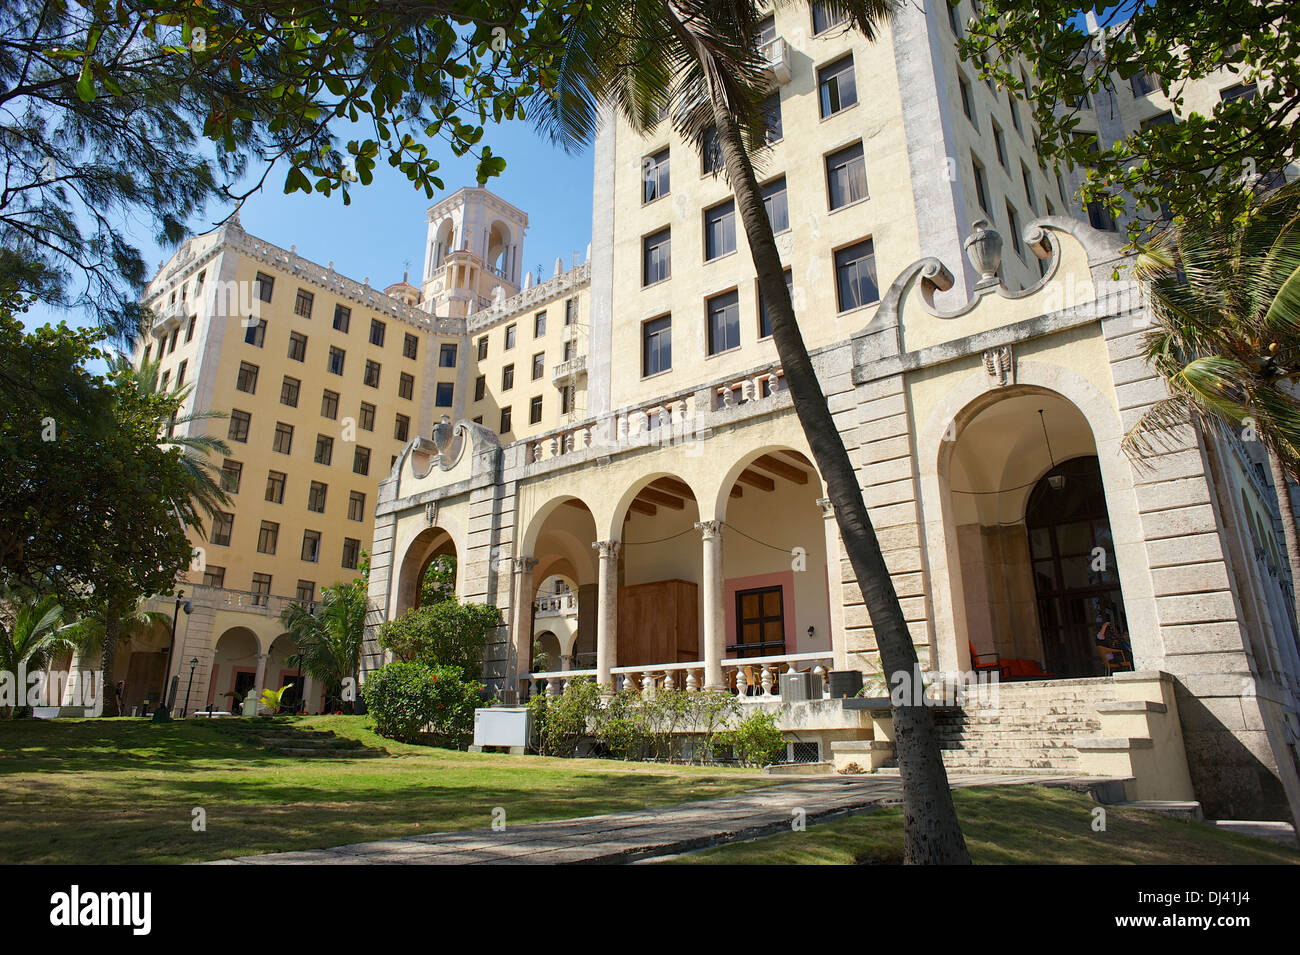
top-left (695, 520), bottom-right (726, 689)
top-left (511, 556), bottom-right (538, 691)
top-left (593, 540), bottom-right (621, 690)
top-left (818, 497), bottom-right (850, 672)
top-left (252, 651), bottom-right (267, 713)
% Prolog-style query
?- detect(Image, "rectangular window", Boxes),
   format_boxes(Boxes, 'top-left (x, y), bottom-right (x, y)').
top-left (474, 375), bottom-right (486, 401)
top-left (439, 342), bottom-right (457, 367)
top-left (972, 152), bottom-right (990, 214)
top-left (530, 395), bottom-right (543, 425)
top-left (811, 0), bottom-right (848, 34)
top-left (301, 530), bottom-right (321, 563)
top-left (327, 346), bottom-right (345, 375)
top-left (1021, 163), bottom-right (1037, 214)
top-left (288, 331), bottom-right (307, 362)
top-left (358, 402), bottom-right (376, 431)
top-left (643, 314), bottom-right (672, 377)
top-left (436, 381), bottom-right (454, 407)
top-left (314, 434), bottom-right (333, 465)
top-left (176, 360), bottom-right (187, 387)
top-left (257, 520), bottom-right (279, 555)
top-left (643, 148), bottom-right (670, 203)
top-left (369, 319), bottom-right (386, 347)
top-left (1087, 200), bottom-right (1117, 232)
top-left (250, 573), bottom-right (272, 606)
top-left (993, 119), bottom-right (1008, 169)
top-left (221, 459), bottom-right (243, 494)
top-left (394, 413), bottom-right (410, 442)
top-left (502, 364), bottom-right (515, 391)
top-left (735, 585), bottom-right (785, 654)
top-left (959, 72), bottom-right (976, 128)
top-left (280, 375), bottom-right (300, 407)
top-left (818, 55), bottom-right (857, 118)
top-left (228, 409), bottom-right (251, 443)
top-left (1006, 199), bottom-right (1023, 258)
top-left (706, 289), bottom-right (741, 355)
top-left (342, 538), bottom-right (361, 570)
top-left (347, 491), bottom-right (366, 522)
top-left (705, 200), bottom-right (737, 260)
top-left (826, 141), bottom-right (867, 209)
top-left (534, 311), bottom-right (546, 338)
top-left (160, 370), bottom-right (170, 393)
top-left (166, 327), bottom-right (179, 355)
top-left (272, 422), bottom-right (293, 454)
top-left (835, 239), bottom-right (880, 312)
top-left (504, 324), bottom-right (516, 350)
top-left (403, 333), bottom-right (419, 359)
top-left (254, 272), bottom-right (274, 303)
top-left (563, 340), bottom-right (574, 361)
top-left (210, 512), bottom-right (234, 546)
top-left (702, 125), bottom-right (723, 174)
top-left (499, 407), bottom-right (512, 434)
top-left (761, 92), bottom-right (782, 144)
top-left (296, 580), bottom-right (315, 603)
top-left (477, 336), bottom-right (489, 360)
top-left (762, 177), bottom-right (790, 233)
top-left (398, 372), bottom-right (415, 400)
top-left (333, 304), bottom-right (351, 332)
top-left (561, 385), bottom-right (574, 415)
top-left (321, 389), bottom-right (339, 419)
top-left (1008, 89), bottom-right (1022, 134)
top-left (758, 268), bottom-right (794, 339)
top-left (203, 566), bottom-right (226, 588)
top-left (363, 360), bottom-right (381, 388)
top-left (184, 316), bottom-right (196, 342)
top-left (353, 446), bottom-right (371, 476)
top-left (643, 228), bottom-right (672, 285)
top-left (307, 481), bottom-right (327, 513)
top-left (265, 470), bottom-right (286, 504)
top-left (532, 352), bottom-right (545, 380)
top-left (1131, 69), bottom-right (1161, 97)
top-left (565, 298), bottom-right (578, 325)
top-left (244, 319), bottom-right (267, 347)
top-left (294, 288), bottom-right (314, 318)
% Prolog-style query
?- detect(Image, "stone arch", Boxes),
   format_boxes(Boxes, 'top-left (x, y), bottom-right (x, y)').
top-left (607, 470), bottom-right (708, 541)
top-left (206, 626), bottom-right (261, 711)
top-left (395, 525), bottom-right (458, 616)
top-left (707, 443), bottom-right (820, 525)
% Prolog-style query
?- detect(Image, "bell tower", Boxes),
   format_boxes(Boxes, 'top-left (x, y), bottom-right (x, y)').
top-left (420, 187), bottom-right (529, 317)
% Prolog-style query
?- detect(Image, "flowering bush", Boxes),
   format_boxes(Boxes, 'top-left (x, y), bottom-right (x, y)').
top-left (362, 662), bottom-right (481, 747)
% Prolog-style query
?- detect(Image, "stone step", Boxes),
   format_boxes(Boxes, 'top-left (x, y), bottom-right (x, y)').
top-left (252, 736), bottom-right (362, 749)
top-left (274, 746), bottom-right (387, 758)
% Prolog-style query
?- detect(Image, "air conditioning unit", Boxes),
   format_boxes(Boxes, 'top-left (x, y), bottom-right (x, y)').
top-left (780, 671), bottom-right (817, 702)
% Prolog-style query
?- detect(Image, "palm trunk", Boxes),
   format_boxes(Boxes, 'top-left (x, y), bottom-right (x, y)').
top-left (100, 604), bottom-right (121, 717)
top-left (705, 89), bottom-right (969, 863)
top-left (1265, 445), bottom-right (1300, 636)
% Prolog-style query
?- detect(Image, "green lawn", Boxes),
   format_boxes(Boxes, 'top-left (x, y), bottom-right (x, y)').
top-left (665, 785), bottom-right (1300, 864)
top-left (0, 716), bottom-right (771, 864)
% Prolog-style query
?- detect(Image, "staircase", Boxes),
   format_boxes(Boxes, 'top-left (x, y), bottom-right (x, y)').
top-left (219, 721), bottom-right (389, 759)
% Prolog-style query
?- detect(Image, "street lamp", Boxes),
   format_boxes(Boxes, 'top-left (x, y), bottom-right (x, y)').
top-left (181, 657), bottom-right (199, 718)
top-left (153, 592), bottom-right (192, 721)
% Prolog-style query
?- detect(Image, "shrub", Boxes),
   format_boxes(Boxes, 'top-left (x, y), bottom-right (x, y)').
top-left (362, 661), bottom-right (481, 747)
top-left (529, 677), bottom-right (602, 757)
top-left (717, 710), bottom-right (787, 767)
top-left (377, 600), bottom-right (501, 682)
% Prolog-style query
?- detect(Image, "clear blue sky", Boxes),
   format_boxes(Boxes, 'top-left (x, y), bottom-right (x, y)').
top-left (25, 119), bottom-right (594, 335)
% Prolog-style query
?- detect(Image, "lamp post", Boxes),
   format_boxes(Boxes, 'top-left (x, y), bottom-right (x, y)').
top-left (153, 593), bottom-right (192, 721)
top-left (181, 657), bottom-right (199, 718)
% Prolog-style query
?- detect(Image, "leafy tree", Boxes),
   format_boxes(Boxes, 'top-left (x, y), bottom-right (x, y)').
top-left (377, 598), bottom-right (501, 682)
top-left (530, 0), bottom-right (969, 864)
top-left (281, 559), bottom-right (369, 712)
top-left (362, 661), bottom-right (481, 746)
top-left (957, 0), bottom-right (1300, 243)
top-left (420, 555), bottom-right (457, 607)
top-left (1123, 180), bottom-right (1300, 628)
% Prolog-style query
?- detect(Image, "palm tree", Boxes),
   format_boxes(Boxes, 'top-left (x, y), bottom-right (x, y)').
top-left (531, 1), bottom-right (969, 863)
top-left (1125, 180), bottom-right (1300, 631)
top-left (0, 594), bottom-right (75, 718)
top-left (281, 578), bottom-right (368, 713)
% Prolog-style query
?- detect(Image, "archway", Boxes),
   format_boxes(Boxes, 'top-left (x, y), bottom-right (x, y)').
top-left (266, 632), bottom-right (324, 714)
top-left (206, 627), bottom-right (261, 712)
top-left (486, 220), bottom-right (512, 277)
top-left (521, 496), bottom-right (599, 673)
top-left (111, 620), bottom-right (171, 715)
top-left (396, 526), bottom-right (457, 616)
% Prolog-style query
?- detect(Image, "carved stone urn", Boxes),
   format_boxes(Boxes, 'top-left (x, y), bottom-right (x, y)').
top-left (964, 218), bottom-right (1003, 288)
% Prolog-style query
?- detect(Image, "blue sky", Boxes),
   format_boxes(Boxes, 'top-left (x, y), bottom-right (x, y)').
top-left (25, 120), bottom-right (594, 336)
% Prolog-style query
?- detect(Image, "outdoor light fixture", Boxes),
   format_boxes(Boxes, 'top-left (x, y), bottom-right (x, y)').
top-left (181, 657), bottom-right (199, 718)
top-left (153, 592), bottom-right (193, 721)
top-left (1038, 409), bottom-right (1066, 490)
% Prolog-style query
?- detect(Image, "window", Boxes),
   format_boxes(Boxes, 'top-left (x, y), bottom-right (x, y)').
top-left (358, 402), bottom-right (376, 431)
top-left (1087, 200), bottom-right (1117, 232)
top-left (176, 360), bottom-right (187, 386)
top-left (328, 346), bottom-right (345, 375)
top-left (561, 385), bottom-right (574, 415)
top-left (342, 538), bottom-right (361, 570)
top-left (143, 343), bottom-right (151, 364)
top-left (534, 311), bottom-right (546, 338)
top-left (818, 55), bottom-right (857, 118)
top-left (566, 298), bottom-right (578, 325)
top-left (265, 470), bottom-right (286, 504)
top-left (228, 409), bottom-right (251, 443)
top-left (702, 125), bottom-right (723, 174)
top-left (363, 359), bottom-right (381, 388)
top-left (184, 316), bottom-right (196, 343)
top-left (502, 364), bottom-right (515, 391)
top-left (307, 481), bottom-right (327, 513)
top-left (1131, 69), bottom-right (1160, 97)
top-left (643, 147), bottom-right (670, 203)
top-left (398, 372), bottom-right (415, 400)
top-left (992, 119), bottom-right (1007, 169)
top-left (948, 0), bottom-right (962, 33)
top-left (436, 382), bottom-right (454, 407)
top-left (369, 319), bottom-right (386, 346)
top-left (257, 520), bottom-right (279, 555)
top-left (761, 177), bottom-right (790, 233)
top-left (761, 92), bottom-right (782, 144)
top-left (347, 491), bottom-right (366, 522)
top-left (736, 585), bottom-right (786, 654)
top-left (477, 336), bottom-right (489, 360)
top-left (301, 530), bottom-right (321, 563)
top-left (758, 268), bottom-right (794, 338)
top-left (1006, 200), bottom-right (1024, 259)
top-left (254, 272), bottom-right (274, 303)
top-left (532, 352), bottom-right (545, 380)
top-left (643, 228), bottom-right (671, 285)
top-left (244, 319), bottom-right (266, 347)
top-left (314, 434), bottom-right (333, 465)
top-left (643, 314), bottom-right (671, 377)
top-left (321, 389), bottom-right (339, 419)
top-left (394, 413), bottom-right (410, 442)
top-left (221, 459), bottom-right (243, 493)
top-left (835, 239), bottom-right (880, 312)
top-left (403, 333), bottom-right (419, 359)
top-left (168, 327), bottom-right (179, 354)
top-left (959, 73), bottom-right (975, 127)
top-left (756, 13), bottom-right (776, 46)
top-left (811, 1), bottom-right (848, 34)
top-left (296, 580), bottom-right (315, 602)
top-left (826, 141), bottom-right (867, 209)
top-left (203, 566), bottom-right (226, 588)
top-left (272, 422), bottom-right (293, 454)
top-left (437, 342), bottom-right (457, 368)
top-left (504, 324), bottom-right (517, 350)
top-left (563, 340), bottom-right (575, 362)
top-left (971, 152), bottom-right (990, 214)
top-left (353, 446), bottom-right (371, 475)
top-left (1008, 89), bottom-right (1021, 134)
top-left (288, 332), bottom-right (307, 362)
top-left (160, 370), bottom-right (170, 392)
top-left (294, 288), bottom-right (314, 318)
top-left (706, 290), bottom-right (741, 355)
top-left (474, 375), bottom-right (486, 401)
top-left (1021, 163), bottom-right (1037, 213)
top-left (333, 304), bottom-right (351, 332)
top-left (705, 200), bottom-right (737, 260)
top-left (210, 512), bottom-right (234, 546)
top-left (499, 407), bottom-right (512, 434)
top-left (280, 375), bottom-right (300, 407)
top-left (530, 395), bottom-right (543, 425)
top-left (250, 573), bottom-right (272, 606)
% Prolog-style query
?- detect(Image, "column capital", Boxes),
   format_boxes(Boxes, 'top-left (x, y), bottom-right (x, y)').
top-left (516, 555), bottom-right (538, 574)
top-left (816, 497), bottom-right (834, 519)
top-left (593, 539), bottom-right (621, 559)
top-left (694, 519), bottom-right (724, 540)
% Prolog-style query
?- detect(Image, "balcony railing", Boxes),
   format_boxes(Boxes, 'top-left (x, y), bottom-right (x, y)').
top-left (759, 36), bottom-right (791, 85)
top-left (551, 354), bottom-right (587, 384)
top-left (535, 592), bottom-right (578, 617)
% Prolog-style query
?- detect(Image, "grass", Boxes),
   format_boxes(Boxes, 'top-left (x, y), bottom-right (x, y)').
top-left (665, 785), bottom-right (1300, 864)
top-left (0, 715), bottom-right (772, 864)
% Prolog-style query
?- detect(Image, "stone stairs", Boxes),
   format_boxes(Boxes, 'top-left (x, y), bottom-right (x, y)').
top-left (218, 721), bottom-right (389, 759)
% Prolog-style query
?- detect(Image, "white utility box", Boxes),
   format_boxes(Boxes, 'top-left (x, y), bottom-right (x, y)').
top-left (470, 706), bottom-right (531, 753)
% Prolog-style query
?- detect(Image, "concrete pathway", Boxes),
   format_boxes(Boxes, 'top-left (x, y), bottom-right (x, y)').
top-left (209, 772), bottom-right (1102, 866)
